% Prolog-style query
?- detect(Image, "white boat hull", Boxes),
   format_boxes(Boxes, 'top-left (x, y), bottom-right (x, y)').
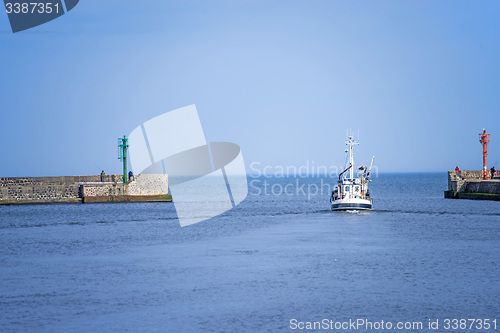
top-left (331, 198), bottom-right (372, 211)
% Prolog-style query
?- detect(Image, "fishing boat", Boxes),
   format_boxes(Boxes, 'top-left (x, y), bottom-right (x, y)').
top-left (331, 135), bottom-right (374, 211)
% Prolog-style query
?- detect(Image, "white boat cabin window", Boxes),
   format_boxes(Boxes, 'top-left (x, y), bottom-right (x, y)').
top-left (344, 186), bottom-right (350, 191)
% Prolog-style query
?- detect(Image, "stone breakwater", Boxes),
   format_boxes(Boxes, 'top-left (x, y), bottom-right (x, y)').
top-left (0, 174), bottom-right (171, 205)
top-left (445, 170), bottom-right (500, 201)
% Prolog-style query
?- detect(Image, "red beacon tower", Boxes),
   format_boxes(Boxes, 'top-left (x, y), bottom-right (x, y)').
top-left (479, 129), bottom-right (490, 180)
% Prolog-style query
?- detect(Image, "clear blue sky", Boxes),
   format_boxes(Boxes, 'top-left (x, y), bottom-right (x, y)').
top-left (1, 0), bottom-right (499, 176)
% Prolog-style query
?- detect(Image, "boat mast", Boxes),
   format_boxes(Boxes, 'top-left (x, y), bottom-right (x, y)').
top-left (345, 134), bottom-right (359, 180)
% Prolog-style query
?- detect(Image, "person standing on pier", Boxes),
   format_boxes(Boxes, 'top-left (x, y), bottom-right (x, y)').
top-left (491, 166), bottom-right (496, 179)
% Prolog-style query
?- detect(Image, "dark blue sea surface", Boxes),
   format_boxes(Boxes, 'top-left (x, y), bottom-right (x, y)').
top-left (1, 173), bottom-right (499, 332)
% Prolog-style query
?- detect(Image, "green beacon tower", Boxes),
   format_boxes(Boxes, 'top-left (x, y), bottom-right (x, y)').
top-left (118, 135), bottom-right (129, 183)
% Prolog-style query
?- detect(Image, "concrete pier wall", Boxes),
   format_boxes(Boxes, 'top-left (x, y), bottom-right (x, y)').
top-left (445, 170), bottom-right (500, 200)
top-left (447, 171), bottom-right (467, 192)
top-left (464, 180), bottom-right (500, 194)
top-left (0, 183), bottom-right (81, 204)
top-left (0, 174), bottom-right (170, 205)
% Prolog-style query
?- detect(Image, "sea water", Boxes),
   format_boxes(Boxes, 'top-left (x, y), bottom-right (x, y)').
top-left (0, 173), bottom-right (499, 332)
